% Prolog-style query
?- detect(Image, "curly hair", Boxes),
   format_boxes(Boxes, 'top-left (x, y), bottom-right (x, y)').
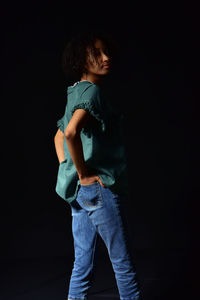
top-left (61, 29), bottom-right (117, 84)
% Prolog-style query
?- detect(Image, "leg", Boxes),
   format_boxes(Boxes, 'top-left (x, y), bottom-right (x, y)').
top-left (98, 189), bottom-right (141, 300)
top-left (76, 182), bottom-right (141, 300)
top-left (67, 200), bottom-right (98, 300)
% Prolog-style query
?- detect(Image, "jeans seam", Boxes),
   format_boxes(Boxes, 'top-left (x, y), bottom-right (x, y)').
top-left (91, 230), bottom-right (98, 268)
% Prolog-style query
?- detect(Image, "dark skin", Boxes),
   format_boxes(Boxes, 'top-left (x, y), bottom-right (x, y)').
top-left (54, 38), bottom-right (111, 186)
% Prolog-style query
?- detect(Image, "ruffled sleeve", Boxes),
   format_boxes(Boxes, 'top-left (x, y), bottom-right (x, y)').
top-left (71, 84), bottom-right (106, 133)
top-left (57, 116), bottom-right (64, 133)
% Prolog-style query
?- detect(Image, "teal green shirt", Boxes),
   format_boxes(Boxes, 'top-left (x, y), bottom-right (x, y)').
top-left (55, 80), bottom-right (128, 203)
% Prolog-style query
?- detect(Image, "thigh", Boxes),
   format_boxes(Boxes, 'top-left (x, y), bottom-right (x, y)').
top-left (93, 187), bottom-right (132, 259)
top-left (76, 182), bottom-right (117, 227)
top-left (70, 204), bottom-right (97, 257)
top-left (75, 182), bottom-right (128, 235)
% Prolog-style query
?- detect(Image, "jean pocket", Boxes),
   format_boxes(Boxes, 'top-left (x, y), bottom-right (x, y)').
top-left (77, 182), bottom-right (103, 211)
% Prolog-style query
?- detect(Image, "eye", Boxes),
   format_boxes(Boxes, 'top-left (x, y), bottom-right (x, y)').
top-left (94, 49), bottom-right (101, 56)
top-left (103, 46), bottom-right (111, 56)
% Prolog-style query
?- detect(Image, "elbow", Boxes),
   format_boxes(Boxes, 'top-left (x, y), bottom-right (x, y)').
top-left (64, 127), bottom-right (79, 141)
top-left (54, 129), bottom-right (64, 144)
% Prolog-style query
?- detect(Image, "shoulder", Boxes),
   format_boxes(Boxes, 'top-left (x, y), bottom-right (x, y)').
top-left (67, 81), bottom-right (102, 113)
top-left (67, 81), bottom-right (100, 97)
top-left (67, 81), bottom-right (102, 115)
top-left (77, 81), bottom-right (100, 99)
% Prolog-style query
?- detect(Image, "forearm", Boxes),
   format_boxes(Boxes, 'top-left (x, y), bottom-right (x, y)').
top-left (65, 134), bottom-right (88, 179)
top-left (54, 131), bottom-right (65, 163)
top-left (63, 109), bottom-right (104, 186)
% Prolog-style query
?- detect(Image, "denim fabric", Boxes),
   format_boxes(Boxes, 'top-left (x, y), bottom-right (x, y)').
top-left (67, 182), bottom-right (141, 300)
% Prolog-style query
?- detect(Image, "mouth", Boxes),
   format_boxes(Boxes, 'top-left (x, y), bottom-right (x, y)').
top-left (103, 64), bottom-right (110, 69)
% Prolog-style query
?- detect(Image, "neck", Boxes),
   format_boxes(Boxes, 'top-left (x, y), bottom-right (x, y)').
top-left (80, 73), bottom-right (102, 86)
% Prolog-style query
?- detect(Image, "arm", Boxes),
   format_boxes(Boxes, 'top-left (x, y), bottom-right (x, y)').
top-left (54, 129), bottom-right (65, 163)
top-left (65, 109), bottom-right (105, 186)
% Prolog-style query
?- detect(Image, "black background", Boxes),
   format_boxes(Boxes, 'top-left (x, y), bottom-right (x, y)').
top-left (1, 1), bottom-right (199, 299)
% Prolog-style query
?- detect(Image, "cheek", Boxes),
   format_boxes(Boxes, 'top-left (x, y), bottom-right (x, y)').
top-left (90, 62), bottom-right (102, 72)
top-left (87, 58), bottom-right (97, 69)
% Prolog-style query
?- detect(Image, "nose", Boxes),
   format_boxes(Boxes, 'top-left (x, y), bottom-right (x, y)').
top-left (102, 51), bottom-right (110, 61)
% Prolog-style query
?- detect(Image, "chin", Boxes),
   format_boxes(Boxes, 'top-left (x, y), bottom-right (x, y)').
top-left (102, 69), bottom-right (111, 75)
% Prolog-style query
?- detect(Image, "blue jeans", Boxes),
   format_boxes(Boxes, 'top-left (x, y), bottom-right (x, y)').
top-left (68, 182), bottom-right (141, 300)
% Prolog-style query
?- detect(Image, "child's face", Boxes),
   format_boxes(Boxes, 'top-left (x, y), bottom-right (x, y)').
top-left (85, 39), bottom-right (111, 76)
